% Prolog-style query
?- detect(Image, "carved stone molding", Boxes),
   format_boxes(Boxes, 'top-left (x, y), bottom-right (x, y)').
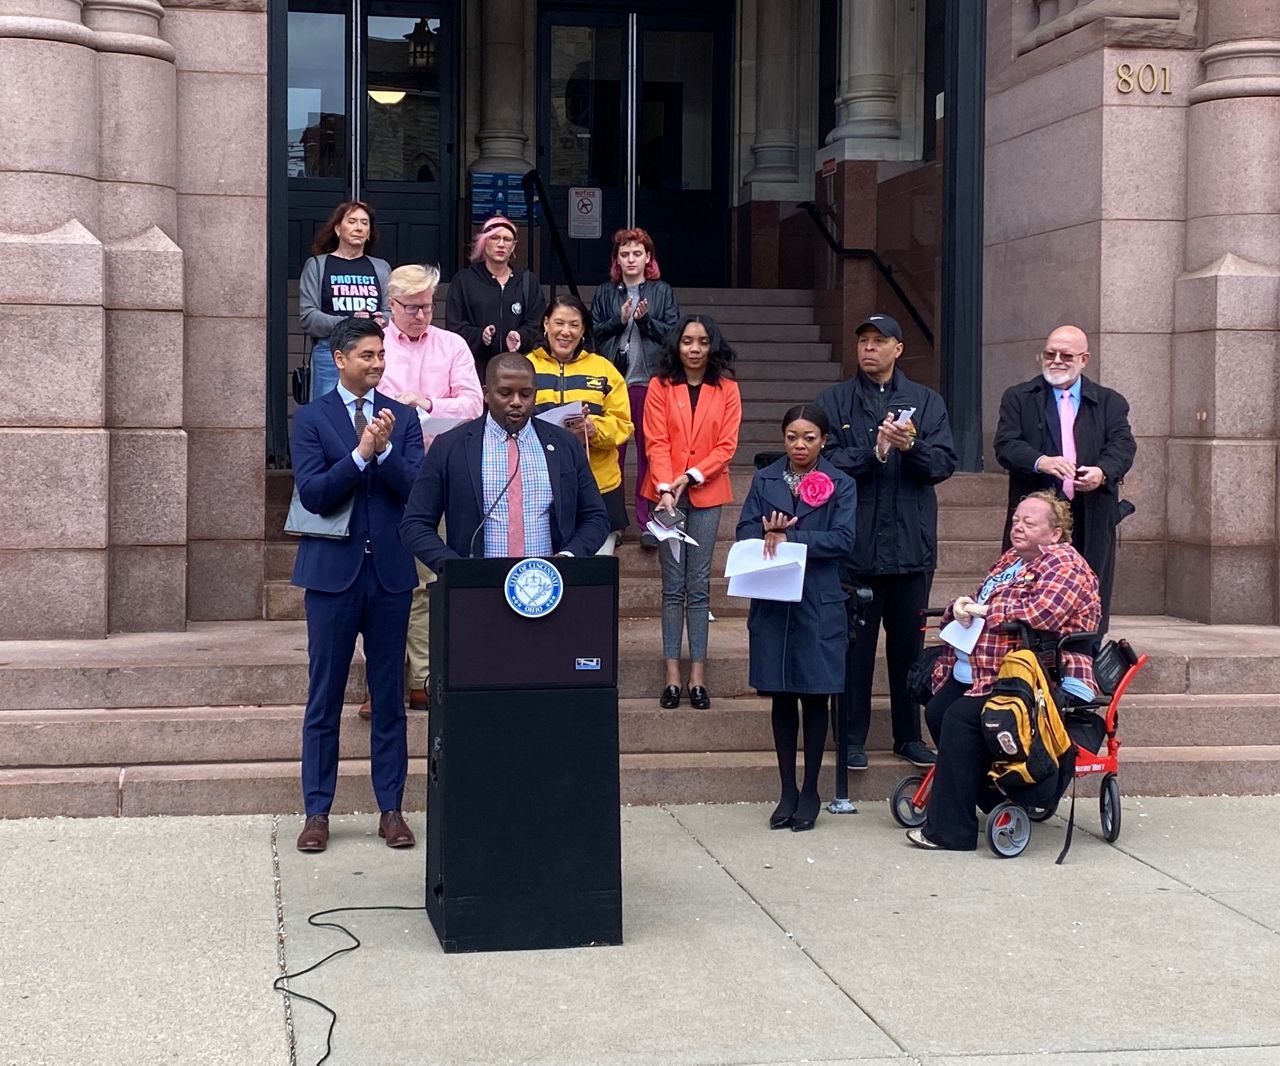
top-left (1017, 0), bottom-right (1198, 56)
top-left (160, 0), bottom-right (264, 10)
top-left (1190, 38), bottom-right (1280, 103)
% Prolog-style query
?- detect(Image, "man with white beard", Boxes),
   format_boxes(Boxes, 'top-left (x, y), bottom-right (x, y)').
top-left (993, 325), bottom-right (1136, 636)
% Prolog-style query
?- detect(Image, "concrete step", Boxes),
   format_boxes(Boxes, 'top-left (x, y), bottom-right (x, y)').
top-left (731, 361), bottom-right (842, 382)
top-left (737, 379), bottom-right (839, 402)
top-left (0, 697), bottom-right (928, 768)
top-left (716, 323), bottom-right (822, 343)
top-left (941, 506), bottom-right (1009, 541)
top-left (678, 304), bottom-right (817, 325)
top-left (678, 288), bottom-right (816, 306)
top-left (10, 743), bottom-right (1279, 818)
top-left (4, 618), bottom-right (1279, 715)
top-left (618, 745), bottom-right (1280, 806)
top-left (732, 342), bottom-right (832, 361)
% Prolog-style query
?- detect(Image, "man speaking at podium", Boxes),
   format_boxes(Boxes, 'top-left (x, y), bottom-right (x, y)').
top-left (401, 353), bottom-right (611, 568)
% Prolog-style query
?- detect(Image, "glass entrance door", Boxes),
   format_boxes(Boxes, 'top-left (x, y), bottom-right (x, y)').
top-left (538, 5), bottom-right (731, 288)
top-left (284, 0), bottom-right (456, 277)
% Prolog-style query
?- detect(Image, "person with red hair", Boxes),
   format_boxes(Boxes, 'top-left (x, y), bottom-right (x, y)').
top-left (445, 216), bottom-right (547, 377)
top-left (590, 228), bottom-right (679, 542)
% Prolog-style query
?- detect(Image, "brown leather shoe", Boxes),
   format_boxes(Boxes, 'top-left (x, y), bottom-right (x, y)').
top-left (408, 687), bottom-right (429, 711)
top-left (296, 814), bottom-right (329, 852)
top-left (378, 810), bottom-right (415, 848)
top-left (357, 699), bottom-right (372, 721)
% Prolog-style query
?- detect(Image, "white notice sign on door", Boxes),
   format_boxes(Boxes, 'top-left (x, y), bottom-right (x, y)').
top-left (568, 187), bottom-right (602, 239)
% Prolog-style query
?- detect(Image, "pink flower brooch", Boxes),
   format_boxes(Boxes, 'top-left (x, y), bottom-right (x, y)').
top-left (797, 470), bottom-right (835, 507)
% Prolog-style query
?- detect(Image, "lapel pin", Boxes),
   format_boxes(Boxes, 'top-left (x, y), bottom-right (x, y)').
top-left (547, 444), bottom-right (556, 452)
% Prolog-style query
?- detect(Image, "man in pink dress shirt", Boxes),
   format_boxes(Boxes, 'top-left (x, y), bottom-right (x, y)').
top-left (362, 263), bottom-right (482, 716)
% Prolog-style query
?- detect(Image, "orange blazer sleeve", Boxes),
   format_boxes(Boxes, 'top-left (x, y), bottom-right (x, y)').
top-left (689, 380), bottom-right (741, 485)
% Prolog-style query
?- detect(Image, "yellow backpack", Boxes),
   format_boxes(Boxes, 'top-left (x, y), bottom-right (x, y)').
top-left (980, 649), bottom-right (1073, 790)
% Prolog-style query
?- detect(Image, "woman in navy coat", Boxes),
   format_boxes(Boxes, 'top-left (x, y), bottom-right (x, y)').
top-left (736, 404), bottom-right (857, 832)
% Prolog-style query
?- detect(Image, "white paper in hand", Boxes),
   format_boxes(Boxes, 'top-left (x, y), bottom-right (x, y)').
top-left (725, 539), bottom-right (807, 602)
top-left (535, 402), bottom-right (582, 429)
top-left (939, 616), bottom-right (984, 654)
top-left (419, 414), bottom-right (464, 436)
top-left (644, 518), bottom-right (699, 565)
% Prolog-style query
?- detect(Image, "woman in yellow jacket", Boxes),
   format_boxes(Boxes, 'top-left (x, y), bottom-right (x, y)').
top-left (528, 294), bottom-right (634, 550)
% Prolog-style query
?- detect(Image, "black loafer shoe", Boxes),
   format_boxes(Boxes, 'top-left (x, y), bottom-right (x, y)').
top-left (659, 685), bottom-right (682, 709)
top-left (845, 744), bottom-right (869, 770)
top-left (689, 685), bottom-right (711, 710)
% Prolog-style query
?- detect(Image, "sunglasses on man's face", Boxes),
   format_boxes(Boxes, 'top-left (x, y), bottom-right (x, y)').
top-left (1042, 350), bottom-right (1083, 364)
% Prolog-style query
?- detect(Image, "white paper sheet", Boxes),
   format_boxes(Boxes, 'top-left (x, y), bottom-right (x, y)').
top-left (939, 616), bottom-right (984, 654)
top-left (894, 406), bottom-right (917, 426)
top-left (418, 414), bottom-right (464, 436)
top-left (724, 539), bottom-right (808, 602)
top-left (535, 402), bottom-right (583, 428)
top-left (644, 519), bottom-right (699, 547)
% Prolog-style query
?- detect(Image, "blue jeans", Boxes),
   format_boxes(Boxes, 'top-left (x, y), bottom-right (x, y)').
top-left (658, 503), bottom-right (721, 662)
top-left (309, 339), bottom-right (337, 400)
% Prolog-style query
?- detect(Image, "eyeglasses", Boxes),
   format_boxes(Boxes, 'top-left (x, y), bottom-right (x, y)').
top-left (1041, 350), bottom-right (1084, 364)
top-left (393, 299), bottom-right (433, 317)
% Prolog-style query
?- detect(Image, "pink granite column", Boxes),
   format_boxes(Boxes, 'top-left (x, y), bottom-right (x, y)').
top-left (164, 1), bottom-right (267, 620)
top-left (0, 2), bottom-right (109, 637)
top-left (83, 0), bottom-right (189, 631)
top-left (1167, 9), bottom-right (1280, 623)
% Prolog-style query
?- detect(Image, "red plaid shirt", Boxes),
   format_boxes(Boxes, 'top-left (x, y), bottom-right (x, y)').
top-left (931, 543), bottom-right (1102, 697)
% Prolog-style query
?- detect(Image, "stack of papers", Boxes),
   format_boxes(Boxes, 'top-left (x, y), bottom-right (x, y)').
top-left (939, 617), bottom-right (984, 654)
top-left (535, 402), bottom-right (583, 428)
top-left (724, 539), bottom-right (807, 602)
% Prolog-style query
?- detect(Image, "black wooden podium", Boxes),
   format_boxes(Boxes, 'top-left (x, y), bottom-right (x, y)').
top-left (425, 555), bottom-right (622, 953)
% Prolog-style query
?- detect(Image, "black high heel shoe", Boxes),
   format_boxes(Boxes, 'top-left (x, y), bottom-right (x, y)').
top-left (769, 789), bottom-right (799, 830)
top-left (790, 791), bottom-right (820, 832)
top-left (689, 685), bottom-right (711, 710)
top-left (659, 684), bottom-right (682, 709)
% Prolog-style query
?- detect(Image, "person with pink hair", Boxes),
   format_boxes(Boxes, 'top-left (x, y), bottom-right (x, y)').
top-left (590, 227), bottom-right (679, 541)
top-left (444, 216), bottom-right (546, 377)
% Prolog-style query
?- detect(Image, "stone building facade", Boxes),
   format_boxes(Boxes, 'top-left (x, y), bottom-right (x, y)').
top-left (0, 0), bottom-right (1276, 639)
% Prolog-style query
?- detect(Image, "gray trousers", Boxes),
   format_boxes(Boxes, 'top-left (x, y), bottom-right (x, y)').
top-left (658, 503), bottom-right (722, 662)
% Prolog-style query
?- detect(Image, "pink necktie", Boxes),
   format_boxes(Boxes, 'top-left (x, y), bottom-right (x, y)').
top-left (506, 435), bottom-right (525, 556)
top-left (1058, 391), bottom-right (1076, 500)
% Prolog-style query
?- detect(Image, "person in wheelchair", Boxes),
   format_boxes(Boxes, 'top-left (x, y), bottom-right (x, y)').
top-left (906, 491), bottom-right (1101, 851)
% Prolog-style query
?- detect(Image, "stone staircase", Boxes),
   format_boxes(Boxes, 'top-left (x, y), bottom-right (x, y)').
top-left (2, 616), bottom-right (1280, 817)
top-left (3, 286), bottom-right (1278, 817)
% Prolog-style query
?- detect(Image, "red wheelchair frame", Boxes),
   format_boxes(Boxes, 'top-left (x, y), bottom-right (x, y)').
top-left (889, 626), bottom-right (1149, 858)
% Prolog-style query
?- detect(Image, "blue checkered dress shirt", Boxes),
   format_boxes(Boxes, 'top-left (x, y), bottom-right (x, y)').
top-left (482, 415), bottom-right (554, 557)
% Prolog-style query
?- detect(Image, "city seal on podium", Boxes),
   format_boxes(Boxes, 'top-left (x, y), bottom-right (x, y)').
top-left (504, 558), bottom-right (565, 618)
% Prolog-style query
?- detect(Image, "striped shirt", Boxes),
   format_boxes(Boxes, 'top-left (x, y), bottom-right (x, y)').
top-left (481, 414), bottom-right (554, 557)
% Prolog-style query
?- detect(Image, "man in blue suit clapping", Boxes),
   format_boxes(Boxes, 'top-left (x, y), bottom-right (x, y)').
top-left (291, 317), bottom-right (424, 853)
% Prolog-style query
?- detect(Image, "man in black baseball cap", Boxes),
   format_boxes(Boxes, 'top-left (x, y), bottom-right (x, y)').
top-left (853, 313), bottom-right (903, 341)
top-left (815, 311), bottom-right (957, 771)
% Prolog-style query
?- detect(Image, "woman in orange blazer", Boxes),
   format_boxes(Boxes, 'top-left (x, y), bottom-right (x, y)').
top-left (643, 315), bottom-right (742, 710)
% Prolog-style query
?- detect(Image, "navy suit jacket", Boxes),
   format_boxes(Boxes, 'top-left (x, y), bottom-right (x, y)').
top-left (400, 415), bottom-right (610, 570)
top-left (290, 388), bottom-right (425, 594)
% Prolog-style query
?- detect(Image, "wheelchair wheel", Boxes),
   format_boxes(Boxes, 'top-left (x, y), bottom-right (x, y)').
top-left (986, 802), bottom-right (1031, 858)
top-left (889, 774), bottom-right (928, 828)
top-left (1029, 805), bottom-right (1057, 823)
top-left (1100, 773), bottom-right (1122, 842)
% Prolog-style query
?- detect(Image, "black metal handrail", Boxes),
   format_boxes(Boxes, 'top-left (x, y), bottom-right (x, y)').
top-left (522, 169), bottom-right (579, 299)
top-left (796, 200), bottom-right (934, 346)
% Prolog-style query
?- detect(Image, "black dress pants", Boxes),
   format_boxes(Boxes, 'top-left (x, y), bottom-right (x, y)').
top-left (922, 681), bottom-right (995, 850)
top-left (839, 570), bottom-right (932, 748)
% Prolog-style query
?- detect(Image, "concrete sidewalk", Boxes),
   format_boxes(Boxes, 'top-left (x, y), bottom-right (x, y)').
top-left (3, 796), bottom-right (1279, 1065)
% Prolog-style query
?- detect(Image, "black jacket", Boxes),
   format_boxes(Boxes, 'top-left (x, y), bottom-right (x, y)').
top-left (444, 262), bottom-right (548, 374)
top-left (589, 279), bottom-right (679, 379)
top-left (993, 374), bottom-right (1136, 611)
top-left (815, 368), bottom-right (957, 575)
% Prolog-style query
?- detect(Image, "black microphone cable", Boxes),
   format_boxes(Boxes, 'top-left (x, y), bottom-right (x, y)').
top-left (466, 432), bottom-right (523, 558)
